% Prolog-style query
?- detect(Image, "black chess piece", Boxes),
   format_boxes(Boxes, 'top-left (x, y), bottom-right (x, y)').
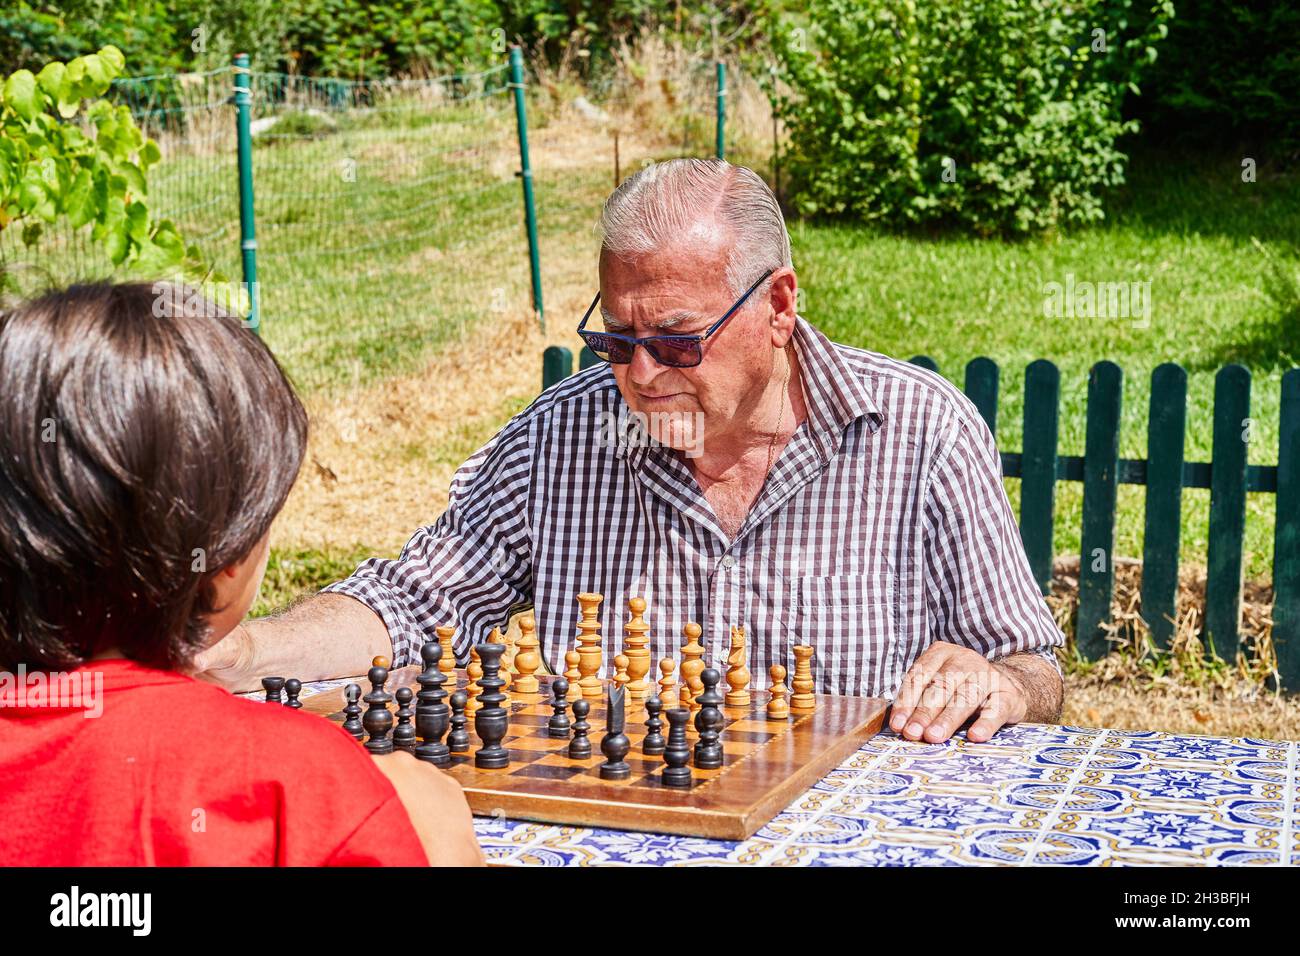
top-left (362, 663), bottom-right (395, 755)
top-left (341, 683), bottom-right (364, 739)
top-left (393, 686), bottom-right (417, 752)
top-left (642, 695), bottom-right (665, 755)
top-left (473, 642), bottom-right (510, 769)
top-left (448, 690), bottom-right (470, 753)
top-left (599, 685), bottom-right (631, 780)
top-left (415, 640), bottom-right (450, 765)
top-left (261, 676), bottom-right (286, 704)
top-left (283, 678), bottom-right (303, 709)
top-left (693, 667), bottom-right (724, 770)
top-left (568, 699), bottom-right (592, 759)
top-left (661, 707), bottom-right (693, 788)
top-left (548, 678), bottom-right (572, 739)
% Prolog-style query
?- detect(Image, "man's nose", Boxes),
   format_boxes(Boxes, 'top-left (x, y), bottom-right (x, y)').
top-left (626, 340), bottom-right (665, 384)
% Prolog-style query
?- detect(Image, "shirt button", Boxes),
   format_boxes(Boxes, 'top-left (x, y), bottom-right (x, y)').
top-left (720, 555), bottom-right (736, 571)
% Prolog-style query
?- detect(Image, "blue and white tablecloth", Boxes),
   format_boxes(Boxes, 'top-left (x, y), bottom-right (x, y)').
top-left (471, 722), bottom-right (1298, 866)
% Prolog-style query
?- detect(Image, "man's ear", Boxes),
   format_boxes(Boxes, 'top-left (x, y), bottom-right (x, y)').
top-left (768, 267), bottom-right (799, 348)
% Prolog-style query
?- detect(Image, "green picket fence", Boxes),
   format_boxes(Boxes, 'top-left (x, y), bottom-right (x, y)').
top-left (541, 345), bottom-right (1300, 689)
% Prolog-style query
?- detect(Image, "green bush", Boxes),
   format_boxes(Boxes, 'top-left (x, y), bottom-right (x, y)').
top-left (769, 0), bottom-right (1173, 236)
top-left (1131, 0), bottom-right (1300, 156)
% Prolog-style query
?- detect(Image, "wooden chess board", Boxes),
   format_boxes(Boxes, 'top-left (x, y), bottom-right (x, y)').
top-left (302, 668), bottom-right (888, 840)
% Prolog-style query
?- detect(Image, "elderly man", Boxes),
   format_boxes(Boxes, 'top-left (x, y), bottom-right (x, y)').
top-left (200, 158), bottom-right (1064, 743)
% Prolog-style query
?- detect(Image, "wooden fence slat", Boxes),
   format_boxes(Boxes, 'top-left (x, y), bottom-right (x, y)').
top-left (908, 355), bottom-right (939, 373)
top-left (1272, 369), bottom-right (1299, 686)
top-left (542, 345), bottom-right (573, 391)
top-left (1077, 361), bottom-right (1123, 659)
top-left (579, 345), bottom-right (600, 370)
top-left (1205, 364), bottom-right (1251, 662)
top-left (964, 357), bottom-right (999, 438)
top-left (1141, 363), bottom-right (1187, 651)
top-left (1019, 360), bottom-right (1060, 595)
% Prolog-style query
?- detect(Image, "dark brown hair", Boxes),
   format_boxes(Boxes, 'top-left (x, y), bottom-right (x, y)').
top-left (0, 282), bottom-right (308, 671)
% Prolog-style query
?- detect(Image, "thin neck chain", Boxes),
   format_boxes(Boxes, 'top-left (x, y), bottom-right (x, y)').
top-left (766, 344), bottom-right (792, 477)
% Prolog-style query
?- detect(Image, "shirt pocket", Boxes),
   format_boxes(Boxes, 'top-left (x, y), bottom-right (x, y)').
top-left (784, 571), bottom-right (897, 698)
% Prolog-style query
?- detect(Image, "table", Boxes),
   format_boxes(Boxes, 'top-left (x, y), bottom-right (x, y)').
top-left (471, 722), bottom-right (1297, 866)
top-left (287, 678), bottom-right (1295, 866)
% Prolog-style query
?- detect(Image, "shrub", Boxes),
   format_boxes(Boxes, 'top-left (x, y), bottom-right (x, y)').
top-left (769, 0), bottom-right (1174, 236)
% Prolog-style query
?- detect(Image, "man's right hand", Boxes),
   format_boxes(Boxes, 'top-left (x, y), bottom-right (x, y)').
top-left (191, 623), bottom-right (256, 691)
top-left (372, 752), bottom-right (485, 867)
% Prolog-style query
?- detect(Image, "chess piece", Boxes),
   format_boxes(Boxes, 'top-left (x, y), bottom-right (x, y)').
top-left (692, 667), bottom-right (724, 770)
top-left (436, 624), bottom-right (457, 686)
top-left (766, 664), bottom-right (790, 721)
top-left (548, 679), bottom-right (572, 738)
top-left (613, 654), bottom-right (630, 695)
top-left (661, 708), bottom-right (693, 788)
top-left (283, 678), bottom-right (303, 709)
top-left (724, 626), bottom-right (750, 707)
top-left (575, 592), bottom-right (604, 699)
top-left (679, 623), bottom-right (706, 711)
top-left (342, 683), bottom-right (364, 739)
top-left (563, 648), bottom-right (582, 702)
top-left (514, 615), bottom-right (541, 693)
top-left (790, 644), bottom-right (816, 712)
top-left (473, 642), bottom-right (510, 769)
top-left (623, 597), bottom-right (652, 701)
top-left (568, 699), bottom-right (592, 759)
top-left (642, 696), bottom-right (666, 755)
top-left (488, 627), bottom-right (512, 698)
top-left (261, 676), bottom-right (285, 704)
top-left (598, 684), bottom-right (631, 780)
top-left (362, 663), bottom-right (394, 755)
top-left (466, 646), bottom-right (483, 714)
top-left (372, 655), bottom-right (390, 669)
top-left (415, 640), bottom-right (450, 765)
top-left (447, 690), bottom-right (470, 753)
top-left (393, 687), bottom-right (417, 753)
top-left (657, 657), bottom-right (679, 710)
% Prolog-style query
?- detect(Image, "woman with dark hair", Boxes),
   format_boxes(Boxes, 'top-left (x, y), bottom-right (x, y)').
top-left (0, 282), bottom-right (482, 866)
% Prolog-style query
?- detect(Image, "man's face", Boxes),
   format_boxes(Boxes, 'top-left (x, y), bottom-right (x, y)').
top-left (598, 227), bottom-right (775, 454)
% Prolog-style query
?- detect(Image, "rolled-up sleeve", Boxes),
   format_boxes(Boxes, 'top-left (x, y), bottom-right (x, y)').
top-left (920, 406), bottom-right (1064, 673)
top-left (323, 416), bottom-right (534, 668)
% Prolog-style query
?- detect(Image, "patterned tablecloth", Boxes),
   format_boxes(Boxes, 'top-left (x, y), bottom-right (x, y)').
top-left (470, 722), bottom-right (1298, 867)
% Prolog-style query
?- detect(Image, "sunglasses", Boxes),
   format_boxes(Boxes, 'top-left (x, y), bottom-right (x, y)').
top-left (577, 268), bottom-right (775, 368)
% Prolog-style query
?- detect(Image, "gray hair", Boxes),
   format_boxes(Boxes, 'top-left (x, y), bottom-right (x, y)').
top-left (599, 158), bottom-right (792, 297)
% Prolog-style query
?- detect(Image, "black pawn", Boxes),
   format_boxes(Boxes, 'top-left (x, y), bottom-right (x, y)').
top-left (599, 685), bottom-right (631, 780)
top-left (283, 678), bottom-right (303, 709)
top-left (568, 699), bottom-right (592, 759)
top-left (341, 683), bottom-right (364, 739)
top-left (661, 707), bottom-right (693, 788)
top-left (362, 663), bottom-right (394, 755)
top-left (693, 667), bottom-right (725, 770)
top-left (448, 690), bottom-right (471, 753)
top-left (642, 695), bottom-right (665, 755)
top-left (548, 678), bottom-right (572, 739)
top-left (261, 676), bottom-right (285, 704)
top-left (393, 686), bottom-right (417, 752)
top-left (473, 642), bottom-right (510, 769)
top-left (415, 641), bottom-right (450, 766)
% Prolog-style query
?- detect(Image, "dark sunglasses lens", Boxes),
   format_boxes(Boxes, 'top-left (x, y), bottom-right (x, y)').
top-left (645, 337), bottom-right (702, 367)
top-left (582, 333), bottom-right (634, 364)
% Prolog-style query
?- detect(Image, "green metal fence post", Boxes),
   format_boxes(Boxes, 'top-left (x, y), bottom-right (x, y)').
top-left (1205, 364), bottom-right (1251, 662)
top-left (1077, 361), bottom-right (1123, 659)
top-left (1275, 369), bottom-right (1300, 688)
top-left (1142, 363), bottom-right (1188, 651)
top-left (1020, 360), bottom-right (1061, 595)
top-left (715, 61), bottom-right (726, 160)
top-left (232, 53), bottom-right (259, 333)
top-left (542, 345), bottom-right (572, 391)
top-left (509, 46), bottom-right (544, 330)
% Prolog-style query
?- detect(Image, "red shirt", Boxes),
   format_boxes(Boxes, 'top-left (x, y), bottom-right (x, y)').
top-left (0, 659), bottom-right (428, 866)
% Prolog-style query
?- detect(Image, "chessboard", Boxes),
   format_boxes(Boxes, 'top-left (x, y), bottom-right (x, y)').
top-left (301, 668), bottom-right (887, 840)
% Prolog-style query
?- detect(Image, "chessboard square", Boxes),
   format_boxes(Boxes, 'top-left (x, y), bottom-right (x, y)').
top-left (506, 734), bottom-right (561, 753)
top-left (728, 718), bottom-right (780, 733)
top-left (503, 747), bottom-right (553, 765)
top-left (512, 762), bottom-right (588, 781)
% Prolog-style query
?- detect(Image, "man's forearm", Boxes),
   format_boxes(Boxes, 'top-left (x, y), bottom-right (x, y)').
top-left (198, 592), bottom-right (393, 693)
top-left (993, 651), bottom-right (1064, 723)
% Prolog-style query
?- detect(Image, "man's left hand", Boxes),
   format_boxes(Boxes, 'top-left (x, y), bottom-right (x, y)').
top-left (888, 643), bottom-right (1028, 744)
